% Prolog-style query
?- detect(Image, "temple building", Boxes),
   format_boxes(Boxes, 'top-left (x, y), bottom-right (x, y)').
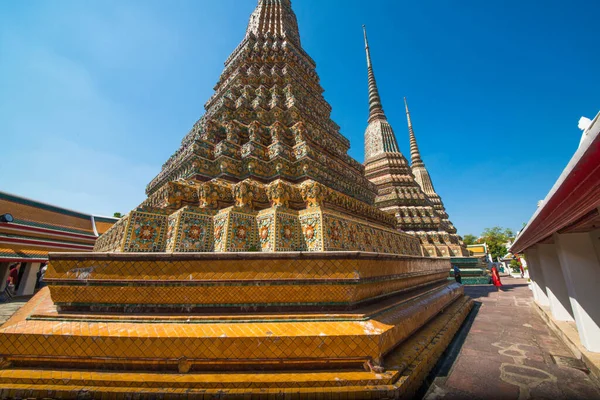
top-left (361, 27), bottom-right (468, 259)
top-left (511, 111), bottom-right (600, 374)
top-left (0, 1), bottom-right (472, 397)
top-left (0, 191), bottom-right (116, 296)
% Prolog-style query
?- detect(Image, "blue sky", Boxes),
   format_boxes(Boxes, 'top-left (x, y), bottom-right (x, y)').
top-left (1, 0), bottom-right (598, 237)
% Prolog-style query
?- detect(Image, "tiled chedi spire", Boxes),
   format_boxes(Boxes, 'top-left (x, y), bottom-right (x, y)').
top-left (363, 25), bottom-right (400, 158)
top-left (404, 97), bottom-right (449, 224)
top-left (93, 1), bottom-right (421, 255)
top-left (362, 28), bottom-right (466, 257)
top-left (362, 27), bottom-right (437, 231)
top-left (403, 98), bottom-right (468, 254)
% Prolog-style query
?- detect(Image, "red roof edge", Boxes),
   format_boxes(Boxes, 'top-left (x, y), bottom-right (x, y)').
top-left (511, 118), bottom-right (600, 253)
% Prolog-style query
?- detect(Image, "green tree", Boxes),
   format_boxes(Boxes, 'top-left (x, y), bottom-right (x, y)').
top-left (480, 226), bottom-right (515, 261)
top-left (113, 212), bottom-right (123, 218)
top-left (462, 234), bottom-right (478, 246)
top-left (509, 259), bottom-right (521, 273)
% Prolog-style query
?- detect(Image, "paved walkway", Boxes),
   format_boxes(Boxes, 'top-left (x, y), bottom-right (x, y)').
top-left (0, 296), bottom-right (31, 325)
top-left (423, 279), bottom-right (600, 400)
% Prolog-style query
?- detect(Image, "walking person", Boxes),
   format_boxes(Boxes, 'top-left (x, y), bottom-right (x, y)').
top-left (36, 263), bottom-right (48, 289)
top-left (453, 265), bottom-right (462, 284)
top-left (491, 264), bottom-right (502, 288)
top-left (3, 264), bottom-right (20, 299)
top-left (518, 261), bottom-right (525, 278)
top-left (8, 264), bottom-right (19, 291)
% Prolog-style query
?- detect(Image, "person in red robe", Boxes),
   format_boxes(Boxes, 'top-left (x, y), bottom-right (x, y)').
top-left (8, 264), bottom-right (19, 287)
top-left (491, 265), bottom-right (502, 288)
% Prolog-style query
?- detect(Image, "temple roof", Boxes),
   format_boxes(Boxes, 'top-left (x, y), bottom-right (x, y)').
top-left (511, 111), bottom-right (600, 254)
top-left (0, 191), bottom-right (117, 262)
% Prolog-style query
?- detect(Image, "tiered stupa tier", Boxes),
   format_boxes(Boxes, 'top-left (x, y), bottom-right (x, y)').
top-left (0, 2), bottom-right (472, 397)
top-left (362, 27), bottom-right (468, 258)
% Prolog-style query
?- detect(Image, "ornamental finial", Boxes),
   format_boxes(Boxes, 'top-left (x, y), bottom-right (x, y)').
top-left (362, 25), bottom-right (386, 123)
top-left (362, 25), bottom-right (371, 68)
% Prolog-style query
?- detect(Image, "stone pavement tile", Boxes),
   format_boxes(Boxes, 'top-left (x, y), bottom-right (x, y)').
top-left (464, 324), bottom-right (499, 336)
top-left (558, 378), bottom-right (600, 399)
top-left (492, 342), bottom-right (547, 365)
top-left (532, 380), bottom-right (567, 400)
top-left (424, 282), bottom-right (600, 399)
top-left (467, 317), bottom-right (504, 332)
top-left (467, 294), bottom-right (498, 301)
top-left (501, 329), bottom-right (544, 346)
top-left (496, 301), bottom-right (519, 307)
top-left (425, 384), bottom-right (486, 400)
top-left (445, 359), bottom-right (519, 399)
top-left (0, 299), bottom-right (30, 325)
top-left (524, 358), bottom-right (591, 382)
top-left (535, 334), bottom-right (574, 357)
top-left (462, 334), bottom-right (506, 355)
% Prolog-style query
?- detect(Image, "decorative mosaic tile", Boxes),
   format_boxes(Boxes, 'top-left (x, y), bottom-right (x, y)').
top-left (299, 210), bottom-right (323, 251)
top-left (93, 215), bottom-right (128, 252)
top-left (44, 254), bottom-right (451, 309)
top-left (0, 284), bottom-right (465, 370)
top-left (0, 294), bottom-right (471, 397)
top-left (48, 253), bottom-right (449, 282)
top-left (166, 207), bottom-right (215, 252)
top-left (213, 211), bottom-right (229, 252)
top-left (122, 211), bottom-right (168, 252)
top-left (224, 208), bottom-right (259, 251)
top-left (256, 210), bottom-right (275, 251)
top-left (275, 208), bottom-right (303, 251)
top-left (47, 272), bottom-right (449, 308)
top-left (165, 211), bottom-right (180, 251)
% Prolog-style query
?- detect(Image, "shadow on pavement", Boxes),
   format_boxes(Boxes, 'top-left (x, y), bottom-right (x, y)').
top-left (464, 282), bottom-right (529, 300)
top-left (415, 299), bottom-right (482, 398)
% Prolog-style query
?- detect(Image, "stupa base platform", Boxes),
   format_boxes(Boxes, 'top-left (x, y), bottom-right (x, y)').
top-left (450, 257), bottom-right (490, 285)
top-left (0, 252), bottom-right (472, 398)
top-left (447, 275), bottom-right (491, 285)
top-left (0, 295), bottom-right (472, 398)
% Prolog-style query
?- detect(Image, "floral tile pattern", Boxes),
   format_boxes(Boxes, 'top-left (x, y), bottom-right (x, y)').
top-left (276, 208), bottom-right (303, 251)
top-left (166, 207), bottom-right (215, 252)
top-left (122, 211), bottom-right (168, 252)
top-left (225, 208), bottom-right (258, 252)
